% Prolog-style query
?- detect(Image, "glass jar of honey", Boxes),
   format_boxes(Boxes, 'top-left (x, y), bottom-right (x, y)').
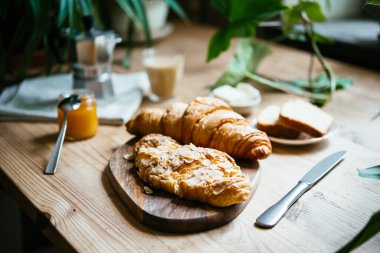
top-left (58, 90), bottom-right (98, 140)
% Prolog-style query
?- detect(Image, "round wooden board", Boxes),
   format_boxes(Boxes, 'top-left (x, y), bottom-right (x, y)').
top-left (107, 138), bottom-right (261, 233)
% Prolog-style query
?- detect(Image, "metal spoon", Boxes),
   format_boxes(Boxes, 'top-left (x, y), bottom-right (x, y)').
top-left (44, 95), bottom-right (81, 175)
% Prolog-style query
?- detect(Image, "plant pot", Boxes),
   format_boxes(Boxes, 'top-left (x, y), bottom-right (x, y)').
top-left (110, 0), bottom-right (170, 42)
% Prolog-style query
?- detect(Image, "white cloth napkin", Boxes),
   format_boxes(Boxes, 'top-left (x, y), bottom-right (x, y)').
top-left (0, 72), bottom-right (149, 125)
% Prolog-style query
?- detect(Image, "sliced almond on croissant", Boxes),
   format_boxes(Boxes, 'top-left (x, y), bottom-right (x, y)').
top-left (134, 134), bottom-right (252, 207)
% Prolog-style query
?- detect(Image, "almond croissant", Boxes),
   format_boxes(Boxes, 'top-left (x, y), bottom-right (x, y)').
top-left (134, 134), bottom-right (252, 207)
top-left (127, 97), bottom-right (272, 160)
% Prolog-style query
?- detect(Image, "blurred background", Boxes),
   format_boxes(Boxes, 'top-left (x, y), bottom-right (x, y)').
top-left (176, 0), bottom-right (380, 70)
top-left (1, 0), bottom-right (379, 90)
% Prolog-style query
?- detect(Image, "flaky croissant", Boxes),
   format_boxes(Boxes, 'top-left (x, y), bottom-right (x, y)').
top-left (134, 134), bottom-right (252, 207)
top-left (127, 97), bottom-right (272, 160)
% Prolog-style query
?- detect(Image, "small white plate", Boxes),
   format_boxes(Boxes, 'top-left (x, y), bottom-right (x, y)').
top-left (252, 119), bottom-right (338, 145)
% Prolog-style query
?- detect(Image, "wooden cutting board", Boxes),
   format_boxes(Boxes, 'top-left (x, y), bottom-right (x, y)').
top-left (107, 138), bottom-right (261, 233)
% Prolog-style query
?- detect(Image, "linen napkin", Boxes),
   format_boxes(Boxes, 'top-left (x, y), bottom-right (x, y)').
top-left (0, 72), bottom-right (149, 125)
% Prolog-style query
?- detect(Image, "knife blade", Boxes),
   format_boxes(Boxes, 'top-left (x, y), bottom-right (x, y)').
top-left (255, 150), bottom-right (347, 228)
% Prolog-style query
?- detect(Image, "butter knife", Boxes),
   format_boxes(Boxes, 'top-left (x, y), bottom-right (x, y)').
top-left (256, 150), bottom-right (347, 228)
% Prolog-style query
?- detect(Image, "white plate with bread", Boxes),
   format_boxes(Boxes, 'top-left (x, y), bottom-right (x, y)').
top-left (254, 99), bottom-right (338, 145)
top-left (265, 123), bottom-right (338, 145)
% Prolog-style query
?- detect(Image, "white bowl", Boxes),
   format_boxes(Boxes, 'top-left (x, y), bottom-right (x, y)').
top-left (209, 92), bottom-right (261, 115)
top-left (229, 96), bottom-right (262, 115)
top-left (209, 83), bottom-right (262, 115)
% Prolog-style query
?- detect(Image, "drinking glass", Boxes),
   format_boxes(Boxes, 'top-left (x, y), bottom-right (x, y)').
top-left (143, 49), bottom-right (185, 102)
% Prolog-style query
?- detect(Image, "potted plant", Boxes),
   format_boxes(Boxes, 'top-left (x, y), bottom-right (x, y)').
top-left (111, 0), bottom-right (179, 42)
top-left (206, 0), bottom-right (353, 106)
top-left (0, 0), bottom-right (187, 86)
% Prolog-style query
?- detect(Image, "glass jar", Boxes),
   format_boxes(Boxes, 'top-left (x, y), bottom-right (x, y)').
top-left (57, 90), bottom-right (98, 140)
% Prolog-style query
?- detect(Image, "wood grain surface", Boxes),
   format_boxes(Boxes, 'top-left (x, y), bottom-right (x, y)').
top-left (0, 23), bottom-right (379, 253)
top-left (107, 138), bottom-right (260, 233)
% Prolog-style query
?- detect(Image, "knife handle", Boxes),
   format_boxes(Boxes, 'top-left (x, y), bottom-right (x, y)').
top-left (256, 182), bottom-right (309, 228)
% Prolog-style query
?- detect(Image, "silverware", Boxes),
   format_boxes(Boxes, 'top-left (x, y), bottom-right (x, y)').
top-left (256, 150), bottom-right (348, 228)
top-left (44, 95), bottom-right (81, 175)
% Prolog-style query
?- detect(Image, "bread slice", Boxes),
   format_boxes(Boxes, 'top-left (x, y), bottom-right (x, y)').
top-left (257, 105), bottom-right (300, 139)
top-left (279, 99), bottom-right (333, 137)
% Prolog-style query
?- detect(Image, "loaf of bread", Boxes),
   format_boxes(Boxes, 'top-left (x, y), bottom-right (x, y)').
top-left (279, 100), bottom-right (333, 137)
top-left (127, 97), bottom-right (272, 160)
top-left (134, 134), bottom-right (252, 207)
top-left (257, 105), bottom-right (300, 139)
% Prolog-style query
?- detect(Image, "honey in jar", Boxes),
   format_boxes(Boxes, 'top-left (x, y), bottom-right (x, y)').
top-left (58, 91), bottom-right (98, 140)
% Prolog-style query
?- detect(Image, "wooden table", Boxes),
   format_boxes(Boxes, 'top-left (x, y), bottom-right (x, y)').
top-left (1, 23), bottom-right (380, 253)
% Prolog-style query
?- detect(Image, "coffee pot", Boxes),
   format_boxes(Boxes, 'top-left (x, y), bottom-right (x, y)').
top-left (71, 18), bottom-right (121, 99)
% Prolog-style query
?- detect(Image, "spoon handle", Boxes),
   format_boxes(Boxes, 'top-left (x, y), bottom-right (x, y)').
top-left (45, 113), bottom-right (68, 175)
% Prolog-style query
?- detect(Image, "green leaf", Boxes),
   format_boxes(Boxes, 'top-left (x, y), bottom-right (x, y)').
top-left (357, 165), bottom-right (380, 179)
top-left (207, 21), bottom-right (256, 62)
top-left (311, 31), bottom-right (334, 44)
top-left (292, 73), bottom-right (352, 90)
top-left (335, 76), bottom-right (353, 89)
top-left (114, 0), bottom-right (152, 47)
top-left (207, 29), bottom-right (231, 63)
top-left (228, 0), bottom-right (286, 23)
top-left (290, 73), bottom-right (352, 106)
top-left (337, 163), bottom-right (380, 252)
top-left (43, 36), bottom-right (54, 75)
top-left (283, 1), bottom-right (326, 37)
top-left (4, 13), bottom-right (29, 63)
top-left (123, 21), bottom-right (135, 68)
top-left (130, 0), bottom-right (152, 47)
top-left (366, 0), bottom-right (380, 5)
top-left (283, 7), bottom-right (301, 27)
top-left (336, 211), bottom-right (380, 253)
top-left (210, 0), bottom-right (228, 16)
top-left (89, 0), bottom-right (106, 29)
top-left (78, 0), bottom-right (92, 17)
top-left (17, 0), bottom-right (51, 78)
top-left (373, 109), bottom-right (380, 120)
top-left (303, 1), bottom-right (325, 22)
top-left (287, 32), bottom-right (307, 42)
top-left (114, 0), bottom-right (142, 31)
top-left (211, 39), bottom-right (270, 89)
top-left (57, 0), bottom-right (68, 27)
top-left (208, 0), bottom-right (286, 62)
top-left (211, 38), bottom-right (333, 104)
top-left (67, 0), bottom-right (77, 36)
top-left (245, 71), bottom-right (330, 103)
top-left (163, 0), bottom-right (189, 22)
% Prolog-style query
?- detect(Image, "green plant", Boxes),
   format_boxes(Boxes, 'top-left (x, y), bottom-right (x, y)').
top-left (0, 0), bottom-right (187, 84)
top-left (335, 165), bottom-right (380, 252)
top-left (357, 165), bottom-right (380, 179)
top-left (207, 0), bottom-right (353, 106)
top-left (373, 109), bottom-right (380, 120)
top-left (366, 0), bottom-right (380, 5)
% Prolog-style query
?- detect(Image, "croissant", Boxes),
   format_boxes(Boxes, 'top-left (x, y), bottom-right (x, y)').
top-left (134, 134), bottom-right (252, 207)
top-left (127, 97), bottom-right (272, 160)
